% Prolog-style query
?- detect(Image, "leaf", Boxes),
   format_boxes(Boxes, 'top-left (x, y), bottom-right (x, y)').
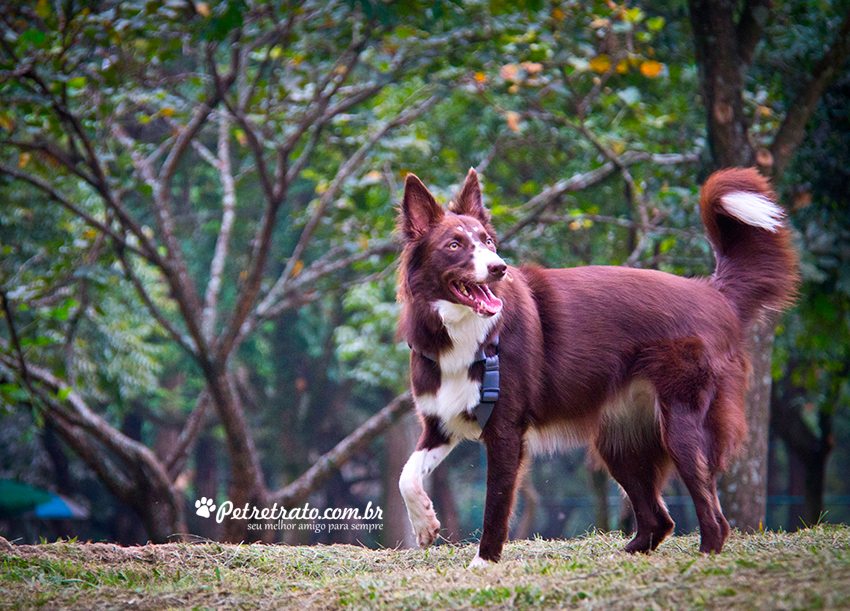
top-left (500, 64), bottom-right (519, 82)
top-left (647, 16), bottom-right (665, 31)
top-left (589, 55), bottom-right (611, 73)
top-left (505, 111), bottom-right (521, 133)
top-left (67, 76), bottom-right (87, 89)
top-left (640, 60), bottom-right (663, 77)
top-left (18, 153), bottom-right (31, 169)
top-left (520, 62), bottom-right (543, 74)
top-left (36, 0), bottom-right (51, 19)
top-left (18, 29), bottom-right (46, 48)
top-left (362, 171), bottom-right (382, 185)
top-left (204, 0), bottom-right (247, 42)
top-left (617, 87), bottom-right (641, 105)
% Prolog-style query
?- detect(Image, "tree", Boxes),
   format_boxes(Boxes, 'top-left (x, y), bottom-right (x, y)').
top-left (687, 0), bottom-right (850, 531)
top-left (769, 70), bottom-right (850, 529)
top-left (2, 0), bottom-right (847, 547)
top-left (0, 0), bottom-right (451, 542)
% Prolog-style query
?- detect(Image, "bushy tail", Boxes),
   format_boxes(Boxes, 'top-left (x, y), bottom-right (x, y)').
top-left (699, 168), bottom-right (799, 327)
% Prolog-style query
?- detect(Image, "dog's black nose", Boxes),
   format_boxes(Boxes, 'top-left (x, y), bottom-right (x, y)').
top-left (488, 262), bottom-right (507, 280)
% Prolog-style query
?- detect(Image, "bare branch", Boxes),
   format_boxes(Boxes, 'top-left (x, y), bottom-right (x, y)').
top-left (253, 239), bottom-right (399, 326)
top-left (278, 94), bottom-right (438, 298)
top-left (158, 103), bottom-right (217, 188)
top-left (109, 124), bottom-right (211, 364)
top-left (217, 93), bottom-right (440, 362)
top-left (43, 407), bottom-right (134, 501)
top-left (0, 288), bottom-right (33, 392)
top-left (165, 390), bottom-right (212, 479)
top-left (280, 30), bottom-right (371, 159)
top-left (770, 6), bottom-right (850, 178)
top-left (501, 151), bottom-right (700, 245)
top-left (737, 0), bottom-right (773, 66)
top-left (538, 213), bottom-right (702, 240)
top-left (0, 340), bottom-right (128, 464)
top-left (115, 248), bottom-right (198, 357)
top-left (2, 137), bottom-right (98, 186)
top-left (202, 112), bottom-right (238, 342)
top-left (271, 391), bottom-right (412, 507)
top-left (0, 162), bottom-right (148, 259)
top-left (189, 137), bottom-right (218, 168)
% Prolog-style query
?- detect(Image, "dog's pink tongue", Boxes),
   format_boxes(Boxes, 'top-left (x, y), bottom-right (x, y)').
top-left (471, 284), bottom-right (503, 316)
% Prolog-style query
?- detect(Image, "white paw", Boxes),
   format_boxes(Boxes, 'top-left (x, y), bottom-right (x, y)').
top-left (467, 553), bottom-right (491, 569)
top-left (410, 504), bottom-right (441, 547)
top-left (400, 468), bottom-right (441, 548)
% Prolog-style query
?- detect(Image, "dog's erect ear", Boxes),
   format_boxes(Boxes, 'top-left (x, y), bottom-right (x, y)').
top-left (450, 168), bottom-right (489, 223)
top-left (401, 174), bottom-right (444, 240)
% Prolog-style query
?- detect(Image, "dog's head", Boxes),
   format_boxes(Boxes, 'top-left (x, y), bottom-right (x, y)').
top-left (397, 168), bottom-right (506, 318)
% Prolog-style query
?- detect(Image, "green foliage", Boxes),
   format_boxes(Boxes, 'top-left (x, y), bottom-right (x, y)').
top-left (1, 0), bottom-right (848, 545)
top-left (334, 280), bottom-right (407, 391)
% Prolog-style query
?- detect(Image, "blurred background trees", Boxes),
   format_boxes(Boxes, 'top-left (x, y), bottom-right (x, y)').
top-left (1, 0), bottom-right (847, 547)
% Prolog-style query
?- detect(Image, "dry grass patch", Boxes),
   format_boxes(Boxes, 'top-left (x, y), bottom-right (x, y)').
top-left (1, 525), bottom-right (848, 610)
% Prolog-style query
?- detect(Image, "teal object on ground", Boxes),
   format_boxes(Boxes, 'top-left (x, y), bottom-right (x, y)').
top-left (0, 480), bottom-right (89, 519)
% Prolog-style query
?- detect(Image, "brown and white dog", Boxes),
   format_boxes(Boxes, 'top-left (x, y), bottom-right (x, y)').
top-left (396, 167), bottom-right (798, 567)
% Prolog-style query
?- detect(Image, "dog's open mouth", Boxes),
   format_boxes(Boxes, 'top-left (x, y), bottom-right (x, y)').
top-left (449, 280), bottom-right (503, 317)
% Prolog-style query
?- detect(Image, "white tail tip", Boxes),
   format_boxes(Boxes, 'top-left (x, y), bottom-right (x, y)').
top-left (721, 191), bottom-right (784, 232)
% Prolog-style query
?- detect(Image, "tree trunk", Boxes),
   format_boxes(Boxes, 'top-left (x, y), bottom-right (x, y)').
top-left (688, 2), bottom-right (850, 531)
top-left (718, 318), bottom-right (775, 532)
top-left (194, 434), bottom-right (220, 541)
top-left (432, 463), bottom-right (462, 543)
top-left (591, 468), bottom-right (610, 532)
top-left (512, 470), bottom-right (540, 541)
top-left (382, 412), bottom-right (418, 549)
top-left (688, 0), bottom-right (754, 169)
top-left (771, 372), bottom-right (836, 531)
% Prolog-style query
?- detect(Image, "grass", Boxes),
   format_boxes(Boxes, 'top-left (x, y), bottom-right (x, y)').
top-left (1, 525), bottom-right (849, 610)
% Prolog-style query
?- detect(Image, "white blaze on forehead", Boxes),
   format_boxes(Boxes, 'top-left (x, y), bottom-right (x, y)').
top-left (473, 243), bottom-right (504, 282)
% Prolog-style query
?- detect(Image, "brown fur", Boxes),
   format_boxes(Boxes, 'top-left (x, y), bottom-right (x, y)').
top-left (397, 167), bottom-right (799, 562)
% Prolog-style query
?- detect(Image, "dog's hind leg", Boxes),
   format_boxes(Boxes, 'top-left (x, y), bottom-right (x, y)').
top-left (399, 415), bottom-right (458, 548)
top-left (659, 397), bottom-right (729, 553)
top-left (594, 424), bottom-right (675, 553)
top-left (638, 338), bottom-right (729, 554)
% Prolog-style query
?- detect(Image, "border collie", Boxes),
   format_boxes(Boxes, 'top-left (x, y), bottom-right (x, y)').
top-left (397, 167), bottom-right (798, 567)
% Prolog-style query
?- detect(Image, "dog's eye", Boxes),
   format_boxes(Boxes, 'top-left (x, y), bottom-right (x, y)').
top-left (486, 238), bottom-right (494, 248)
top-left (449, 242), bottom-right (460, 250)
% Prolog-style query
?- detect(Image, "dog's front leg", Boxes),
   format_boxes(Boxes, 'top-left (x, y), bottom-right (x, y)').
top-left (470, 427), bottom-right (524, 567)
top-left (399, 416), bottom-right (457, 548)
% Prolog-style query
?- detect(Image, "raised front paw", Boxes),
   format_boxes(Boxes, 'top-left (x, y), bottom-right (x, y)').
top-left (414, 510), bottom-right (441, 547)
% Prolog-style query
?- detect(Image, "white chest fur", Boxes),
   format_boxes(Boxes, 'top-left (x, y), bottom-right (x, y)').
top-left (412, 300), bottom-right (501, 440)
top-left (432, 300), bottom-right (501, 373)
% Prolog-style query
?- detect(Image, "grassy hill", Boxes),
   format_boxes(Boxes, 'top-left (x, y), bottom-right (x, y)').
top-left (1, 525), bottom-right (848, 610)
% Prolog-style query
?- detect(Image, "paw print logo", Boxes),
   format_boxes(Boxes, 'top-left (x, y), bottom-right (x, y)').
top-left (195, 497), bottom-right (216, 519)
